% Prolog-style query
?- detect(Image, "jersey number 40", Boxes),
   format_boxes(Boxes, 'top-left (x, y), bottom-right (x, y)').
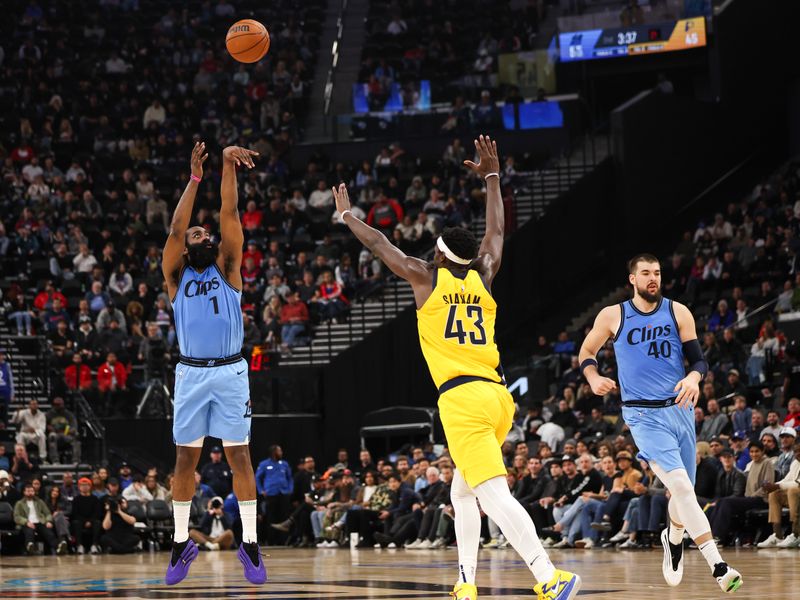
top-left (444, 305), bottom-right (487, 345)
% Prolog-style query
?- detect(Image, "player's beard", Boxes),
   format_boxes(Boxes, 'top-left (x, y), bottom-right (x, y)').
top-left (636, 283), bottom-right (661, 304)
top-left (186, 240), bottom-right (219, 269)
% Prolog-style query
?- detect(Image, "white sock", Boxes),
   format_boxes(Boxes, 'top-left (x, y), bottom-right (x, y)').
top-left (474, 475), bottom-right (555, 583)
top-left (239, 500), bottom-right (258, 544)
top-left (668, 500), bottom-right (685, 545)
top-left (451, 469), bottom-right (480, 585)
top-left (172, 501), bottom-right (191, 543)
top-left (699, 539), bottom-right (724, 570)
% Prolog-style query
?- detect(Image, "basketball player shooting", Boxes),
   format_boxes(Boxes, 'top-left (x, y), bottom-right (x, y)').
top-left (333, 135), bottom-right (580, 600)
top-left (578, 254), bottom-right (742, 593)
top-left (161, 143), bottom-right (266, 585)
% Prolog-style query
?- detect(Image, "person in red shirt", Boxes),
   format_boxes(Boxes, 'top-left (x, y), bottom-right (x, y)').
top-left (64, 354), bottom-right (93, 391)
top-left (243, 241), bottom-right (264, 269)
top-left (241, 256), bottom-right (261, 287)
top-left (241, 200), bottom-right (263, 235)
top-left (279, 292), bottom-right (309, 350)
top-left (784, 397), bottom-right (800, 430)
top-left (33, 281), bottom-right (67, 312)
top-left (317, 271), bottom-right (349, 322)
top-left (97, 352), bottom-right (128, 416)
top-left (366, 191), bottom-right (403, 233)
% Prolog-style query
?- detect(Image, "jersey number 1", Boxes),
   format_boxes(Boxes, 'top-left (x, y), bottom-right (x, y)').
top-left (209, 296), bottom-right (219, 315)
top-left (444, 305), bottom-right (487, 345)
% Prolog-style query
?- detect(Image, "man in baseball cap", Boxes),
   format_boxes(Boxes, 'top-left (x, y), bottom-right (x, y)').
top-left (775, 427), bottom-right (798, 480)
top-left (730, 431), bottom-right (751, 470)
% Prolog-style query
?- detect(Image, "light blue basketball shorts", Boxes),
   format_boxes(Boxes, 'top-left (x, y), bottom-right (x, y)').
top-left (173, 358), bottom-right (251, 445)
top-left (622, 401), bottom-right (697, 484)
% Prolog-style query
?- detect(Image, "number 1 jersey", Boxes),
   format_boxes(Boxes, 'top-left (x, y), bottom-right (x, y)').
top-left (172, 264), bottom-right (243, 359)
top-left (417, 268), bottom-right (503, 390)
top-left (612, 297), bottom-right (685, 401)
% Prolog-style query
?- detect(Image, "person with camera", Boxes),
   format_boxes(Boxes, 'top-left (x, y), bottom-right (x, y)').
top-left (189, 496), bottom-right (235, 551)
top-left (0, 469), bottom-right (21, 506)
top-left (100, 493), bottom-right (140, 554)
top-left (13, 482), bottom-right (62, 555)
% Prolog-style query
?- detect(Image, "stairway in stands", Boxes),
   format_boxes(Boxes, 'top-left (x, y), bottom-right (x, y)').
top-left (280, 135), bottom-right (610, 366)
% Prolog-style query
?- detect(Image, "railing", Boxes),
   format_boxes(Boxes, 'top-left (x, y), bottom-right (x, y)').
top-left (68, 388), bottom-right (107, 464)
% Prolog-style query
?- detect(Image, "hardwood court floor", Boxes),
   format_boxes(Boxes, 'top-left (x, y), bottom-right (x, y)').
top-left (0, 546), bottom-right (794, 599)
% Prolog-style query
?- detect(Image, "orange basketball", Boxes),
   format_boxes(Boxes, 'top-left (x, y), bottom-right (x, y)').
top-left (226, 19), bottom-right (270, 63)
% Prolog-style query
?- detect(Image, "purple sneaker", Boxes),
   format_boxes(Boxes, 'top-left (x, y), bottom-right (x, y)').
top-left (238, 541), bottom-right (267, 584)
top-left (165, 539), bottom-right (199, 585)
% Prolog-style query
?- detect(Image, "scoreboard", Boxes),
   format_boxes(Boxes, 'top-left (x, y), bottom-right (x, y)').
top-left (558, 17), bottom-right (706, 62)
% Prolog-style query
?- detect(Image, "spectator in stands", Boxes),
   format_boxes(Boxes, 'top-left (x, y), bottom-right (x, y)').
top-left (11, 443), bottom-right (39, 486)
top-left (45, 485), bottom-right (71, 553)
top-left (190, 496), bottom-right (235, 551)
top-left (11, 400), bottom-right (47, 461)
top-left (317, 271), bottom-right (349, 323)
top-left (775, 427), bottom-right (798, 480)
top-left (279, 292), bottom-right (310, 350)
top-left (64, 352), bottom-right (93, 392)
top-left (46, 396), bottom-right (80, 463)
top-left (0, 470), bottom-right (21, 506)
top-left (200, 445), bottom-right (233, 499)
top-left (97, 352), bottom-right (128, 417)
top-left (728, 395), bottom-right (751, 434)
top-left (60, 473), bottom-right (77, 502)
top-left (72, 243), bottom-right (98, 276)
top-left (0, 350), bottom-right (14, 425)
top-left (256, 445), bottom-right (293, 544)
top-left (762, 433), bottom-right (781, 458)
top-left (717, 328), bottom-right (747, 374)
top-left (122, 474), bottom-right (153, 504)
top-left (784, 397), bottom-right (800, 430)
top-left (710, 441), bottom-right (773, 544)
top-left (723, 373), bottom-right (748, 406)
top-left (366, 191), bottom-right (403, 234)
top-left (699, 448), bottom-right (746, 511)
top-left (762, 410), bottom-right (783, 440)
top-left (728, 432), bottom-right (751, 471)
top-left (699, 399), bottom-right (730, 442)
top-left (14, 482), bottom-right (61, 555)
top-left (0, 447), bottom-right (8, 472)
top-left (41, 297), bottom-right (70, 332)
top-left (70, 477), bottom-right (103, 554)
top-left (100, 495), bottom-right (140, 554)
top-left (758, 439), bottom-right (800, 548)
top-left (591, 451), bottom-right (642, 534)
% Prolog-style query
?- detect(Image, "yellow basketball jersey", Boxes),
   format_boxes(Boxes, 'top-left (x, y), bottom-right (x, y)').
top-left (417, 268), bottom-right (503, 390)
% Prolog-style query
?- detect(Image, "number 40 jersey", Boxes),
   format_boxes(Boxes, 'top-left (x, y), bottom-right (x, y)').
top-left (173, 264), bottom-right (244, 359)
top-left (612, 297), bottom-right (685, 402)
top-left (417, 267), bottom-right (503, 390)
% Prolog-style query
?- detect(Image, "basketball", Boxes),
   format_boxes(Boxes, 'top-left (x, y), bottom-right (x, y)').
top-left (225, 19), bottom-right (270, 63)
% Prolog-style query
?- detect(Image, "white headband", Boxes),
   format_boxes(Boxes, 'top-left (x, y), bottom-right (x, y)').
top-left (437, 236), bottom-right (472, 265)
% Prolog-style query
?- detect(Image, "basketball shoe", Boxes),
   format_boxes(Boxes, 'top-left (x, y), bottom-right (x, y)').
top-left (533, 569), bottom-right (581, 600)
top-left (238, 541), bottom-right (267, 584)
top-left (660, 527), bottom-right (683, 586)
top-left (450, 582), bottom-right (477, 599)
top-left (165, 539), bottom-right (199, 585)
top-left (713, 562), bottom-right (743, 593)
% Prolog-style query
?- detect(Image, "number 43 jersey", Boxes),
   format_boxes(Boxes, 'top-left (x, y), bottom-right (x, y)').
top-left (417, 268), bottom-right (503, 390)
top-left (173, 264), bottom-right (243, 359)
top-left (612, 297), bottom-right (685, 402)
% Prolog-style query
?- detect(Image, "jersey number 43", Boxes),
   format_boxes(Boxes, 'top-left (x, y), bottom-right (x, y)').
top-left (444, 305), bottom-right (487, 345)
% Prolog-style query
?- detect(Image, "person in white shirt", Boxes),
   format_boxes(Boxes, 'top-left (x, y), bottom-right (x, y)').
top-left (11, 400), bottom-right (47, 461)
top-left (188, 496), bottom-right (234, 551)
top-left (122, 474), bottom-right (154, 504)
top-left (72, 244), bottom-right (98, 274)
top-left (308, 180), bottom-right (334, 212)
top-left (757, 440), bottom-right (800, 548)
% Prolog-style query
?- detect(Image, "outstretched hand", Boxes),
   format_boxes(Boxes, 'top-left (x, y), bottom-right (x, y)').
top-left (222, 146), bottom-right (259, 168)
top-left (332, 183), bottom-right (351, 216)
top-left (463, 134), bottom-right (500, 178)
top-left (190, 142), bottom-right (208, 178)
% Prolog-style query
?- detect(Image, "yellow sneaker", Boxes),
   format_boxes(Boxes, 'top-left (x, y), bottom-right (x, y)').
top-left (533, 569), bottom-right (581, 600)
top-left (450, 582), bottom-right (478, 600)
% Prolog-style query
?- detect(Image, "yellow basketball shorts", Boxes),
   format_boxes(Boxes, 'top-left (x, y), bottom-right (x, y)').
top-left (438, 380), bottom-right (514, 488)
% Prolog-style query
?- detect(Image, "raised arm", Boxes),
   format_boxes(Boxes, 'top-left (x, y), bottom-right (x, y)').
top-left (218, 146), bottom-right (258, 289)
top-left (464, 135), bottom-right (502, 285)
top-left (578, 305), bottom-right (620, 396)
top-left (163, 142), bottom-right (207, 299)
top-left (332, 183), bottom-right (432, 307)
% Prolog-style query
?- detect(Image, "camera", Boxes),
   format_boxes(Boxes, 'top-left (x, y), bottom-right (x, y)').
top-left (106, 498), bottom-right (118, 512)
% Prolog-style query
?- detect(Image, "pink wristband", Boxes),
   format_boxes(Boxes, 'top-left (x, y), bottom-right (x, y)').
top-left (190, 174), bottom-right (201, 183)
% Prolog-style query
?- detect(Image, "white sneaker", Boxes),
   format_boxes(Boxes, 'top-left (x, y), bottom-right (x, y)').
top-left (619, 538), bottom-right (637, 548)
top-left (575, 537), bottom-right (594, 549)
top-left (757, 533), bottom-right (780, 548)
top-left (405, 539), bottom-right (422, 549)
top-left (77, 545), bottom-right (85, 555)
top-left (714, 563), bottom-right (743, 593)
top-left (373, 543), bottom-right (382, 548)
top-left (417, 539), bottom-right (433, 549)
top-left (552, 538), bottom-right (571, 549)
top-left (483, 538), bottom-right (500, 548)
top-left (660, 527), bottom-right (683, 587)
top-left (387, 542), bottom-right (397, 549)
top-left (498, 539), bottom-right (511, 549)
top-left (609, 530), bottom-right (628, 543)
top-left (542, 537), bottom-right (554, 547)
top-left (90, 545), bottom-right (101, 555)
top-left (430, 538), bottom-right (447, 549)
top-left (205, 541), bottom-right (220, 551)
top-left (316, 540), bottom-right (330, 548)
top-left (776, 533), bottom-right (800, 548)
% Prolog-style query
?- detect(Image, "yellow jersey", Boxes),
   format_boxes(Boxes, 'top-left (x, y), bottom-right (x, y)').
top-left (417, 267), bottom-right (503, 390)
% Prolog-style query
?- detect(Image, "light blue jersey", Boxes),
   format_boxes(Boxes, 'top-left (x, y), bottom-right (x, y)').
top-left (173, 264), bottom-right (243, 359)
top-left (614, 296), bottom-right (696, 482)
top-left (171, 263), bottom-right (250, 446)
top-left (613, 297), bottom-right (685, 402)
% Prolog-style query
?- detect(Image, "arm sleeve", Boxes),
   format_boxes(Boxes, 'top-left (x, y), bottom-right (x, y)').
top-left (682, 338), bottom-right (708, 378)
